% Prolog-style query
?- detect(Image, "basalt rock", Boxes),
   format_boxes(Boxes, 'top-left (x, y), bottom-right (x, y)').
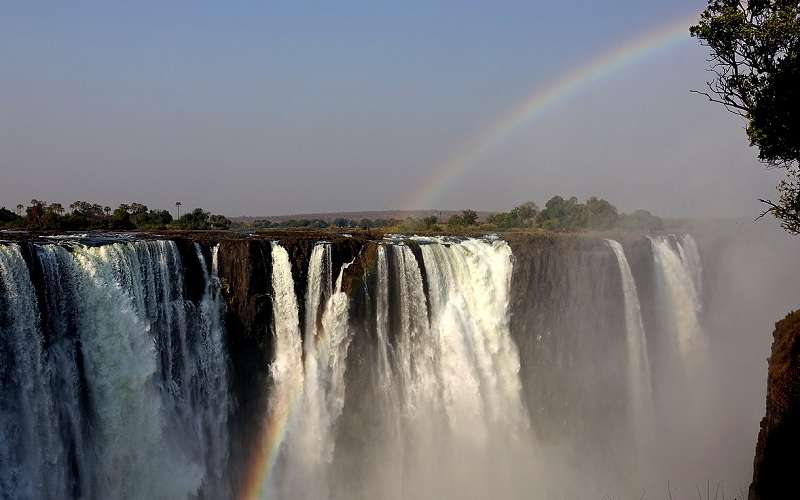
top-left (749, 310), bottom-right (800, 500)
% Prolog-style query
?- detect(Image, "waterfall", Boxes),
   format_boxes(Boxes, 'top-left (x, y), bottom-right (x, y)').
top-left (0, 240), bottom-right (231, 500)
top-left (606, 239), bottom-right (654, 443)
top-left (2, 232), bottom-right (720, 500)
top-left (419, 238), bottom-right (527, 443)
top-left (392, 244), bottom-right (440, 419)
top-left (193, 244), bottom-right (232, 499)
top-left (375, 245), bottom-right (393, 393)
top-left (649, 235), bottom-right (705, 366)
top-left (0, 244), bottom-right (65, 500)
top-left (678, 234), bottom-right (703, 302)
top-left (265, 242), bottom-right (353, 499)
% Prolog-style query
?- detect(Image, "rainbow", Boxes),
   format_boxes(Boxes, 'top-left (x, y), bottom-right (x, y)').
top-left (238, 376), bottom-right (302, 500)
top-left (238, 14), bottom-right (701, 499)
top-left (405, 11), bottom-right (700, 211)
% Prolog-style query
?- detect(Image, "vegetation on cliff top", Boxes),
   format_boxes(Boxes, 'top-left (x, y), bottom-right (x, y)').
top-left (1, 195), bottom-right (662, 234)
top-left (0, 200), bottom-right (232, 231)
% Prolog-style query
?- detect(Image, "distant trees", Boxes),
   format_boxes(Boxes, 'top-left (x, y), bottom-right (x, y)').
top-left (448, 209), bottom-right (480, 227)
top-left (585, 196), bottom-right (619, 230)
top-left (487, 201), bottom-right (540, 229)
top-left (616, 209), bottom-right (664, 232)
top-left (0, 200), bottom-right (228, 231)
top-left (536, 196), bottom-right (587, 231)
top-left (253, 217), bottom-right (401, 230)
top-left (0, 197), bottom-right (663, 234)
top-left (482, 197), bottom-right (661, 233)
top-left (0, 207), bottom-right (19, 224)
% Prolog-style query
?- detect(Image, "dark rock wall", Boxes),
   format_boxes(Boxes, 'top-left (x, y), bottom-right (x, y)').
top-left (506, 233), bottom-right (660, 456)
top-left (749, 310), bottom-right (800, 500)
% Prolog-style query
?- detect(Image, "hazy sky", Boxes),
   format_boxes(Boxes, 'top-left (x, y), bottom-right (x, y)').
top-left (0, 1), bottom-right (781, 217)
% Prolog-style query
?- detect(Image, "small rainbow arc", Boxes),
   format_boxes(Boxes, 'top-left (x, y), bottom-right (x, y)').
top-left (405, 12), bottom-right (700, 211)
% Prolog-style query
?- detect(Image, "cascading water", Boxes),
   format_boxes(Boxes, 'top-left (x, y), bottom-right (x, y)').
top-left (606, 239), bottom-right (654, 447)
top-left (0, 240), bottom-right (231, 500)
top-left (0, 244), bottom-right (65, 500)
top-left (261, 242), bottom-right (353, 500)
top-left (2, 232), bottom-right (719, 500)
top-left (649, 235), bottom-right (706, 367)
top-left (419, 238), bottom-right (528, 442)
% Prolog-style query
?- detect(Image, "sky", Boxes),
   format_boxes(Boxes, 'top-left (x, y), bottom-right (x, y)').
top-left (0, 1), bottom-right (782, 217)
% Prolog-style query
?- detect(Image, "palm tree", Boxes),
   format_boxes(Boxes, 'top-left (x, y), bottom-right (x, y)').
top-left (175, 201), bottom-right (182, 219)
top-left (16, 204), bottom-right (23, 216)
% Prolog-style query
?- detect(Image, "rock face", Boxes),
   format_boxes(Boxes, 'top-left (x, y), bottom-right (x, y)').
top-left (749, 310), bottom-right (800, 500)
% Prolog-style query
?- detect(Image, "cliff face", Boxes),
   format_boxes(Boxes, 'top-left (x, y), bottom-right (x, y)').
top-left (505, 233), bottom-right (661, 453)
top-left (749, 310), bottom-right (800, 500)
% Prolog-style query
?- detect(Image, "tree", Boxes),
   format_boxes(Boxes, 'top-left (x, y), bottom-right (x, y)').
top-left (691, 1), bottom-right (800, 233)
top-left (447, 214), bottom-right (466, 227)
top-left (0, 206), bottom-right (19, 224)
top-left (585, 196), bottom-right (618, 230)
top-left (422, 216), bottom-right (438, 229)
top-left (209, 214), bottom-right (231, 230)
top-left (26, 199), bottom-right (46, 226)
top-left (536, 196), bottom-right (587, 231)
top-left (617, 209), bottom-right (664, 232)
top-left (175, 201), bottom-right (182, 219)
top-left (511, 201), bottom-right (539, 226)
top-left (16, 203), bottom-right (23, 216)
top-left (461, 209), bottom-right (479, 226)
top-left (179, 208), bottom-right (210, 230)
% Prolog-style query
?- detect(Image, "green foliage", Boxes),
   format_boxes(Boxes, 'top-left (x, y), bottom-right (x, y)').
top-left (616, 209), bottom-right (664, 232)
top-left (209, 214), bottom-right (232, 230)
top-left (0, 206), bottom-right (20, 224)
top-left (510, 201), bottom-right (539, 225)
top-left (585, 196), bottom-right (619, 230)
top-left (333, 218), bottom-right (355, 228)
top-left (487, 201), bottom-right (540, 229)
top-left (461, 209), bottom-right (478, 225)
top-left (0, 199), bottom-right (229, 231)
top-left (536, 196), bottom-right (587, 231)
top-left (179, 208), bottom-right (211, 230)
top-left (447, 209), bottom-right (479, 227)
top-left (422, 216), bottom-right (438, 229)
top-left (691, 1), bottom-right (800, 233)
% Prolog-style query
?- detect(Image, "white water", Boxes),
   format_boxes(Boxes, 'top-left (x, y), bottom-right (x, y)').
top-left (1, 234), bottom-right (725, 500)
top-left (67, 242), bottom-right (203, 499)
top-left (375, 245), bottom-right (393, 393)
top-left (649, 235), bottom-right (706, 367)
top-left (263, 242), bottom-right (305, 498)
top-left (268, 242), bottom-right (353, 499)
top-left (193, 244), bottom-right (232, 499)
top-left (392, 244), bottom-right (440, 421)
top-left (606, 239), bottom-right (654, 446)
top-left (420, 238), bottom-right (528, 443)
top-left (0, 241), bottom-right (231, 500)
top-left (0, 244), bottom-right (64, 499)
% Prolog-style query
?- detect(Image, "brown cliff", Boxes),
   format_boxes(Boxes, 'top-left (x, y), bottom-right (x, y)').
top-left (749, 310), bottom-right (800, 500)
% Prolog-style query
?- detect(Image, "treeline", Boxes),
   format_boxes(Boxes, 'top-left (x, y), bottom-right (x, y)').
top-left (0, 200), bottom-right (232, 231)
top-left (1, 195), bottom-right (663, 233)
top-left (485, 196), bottom-right (664, 232)
top-left (399, 196), bottom-right (663, 232)
top-left (255, 217), bottom-right (401, 230)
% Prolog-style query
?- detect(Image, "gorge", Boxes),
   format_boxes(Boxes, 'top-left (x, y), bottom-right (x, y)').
top-left (0, 228), bottom-right (795, 500)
